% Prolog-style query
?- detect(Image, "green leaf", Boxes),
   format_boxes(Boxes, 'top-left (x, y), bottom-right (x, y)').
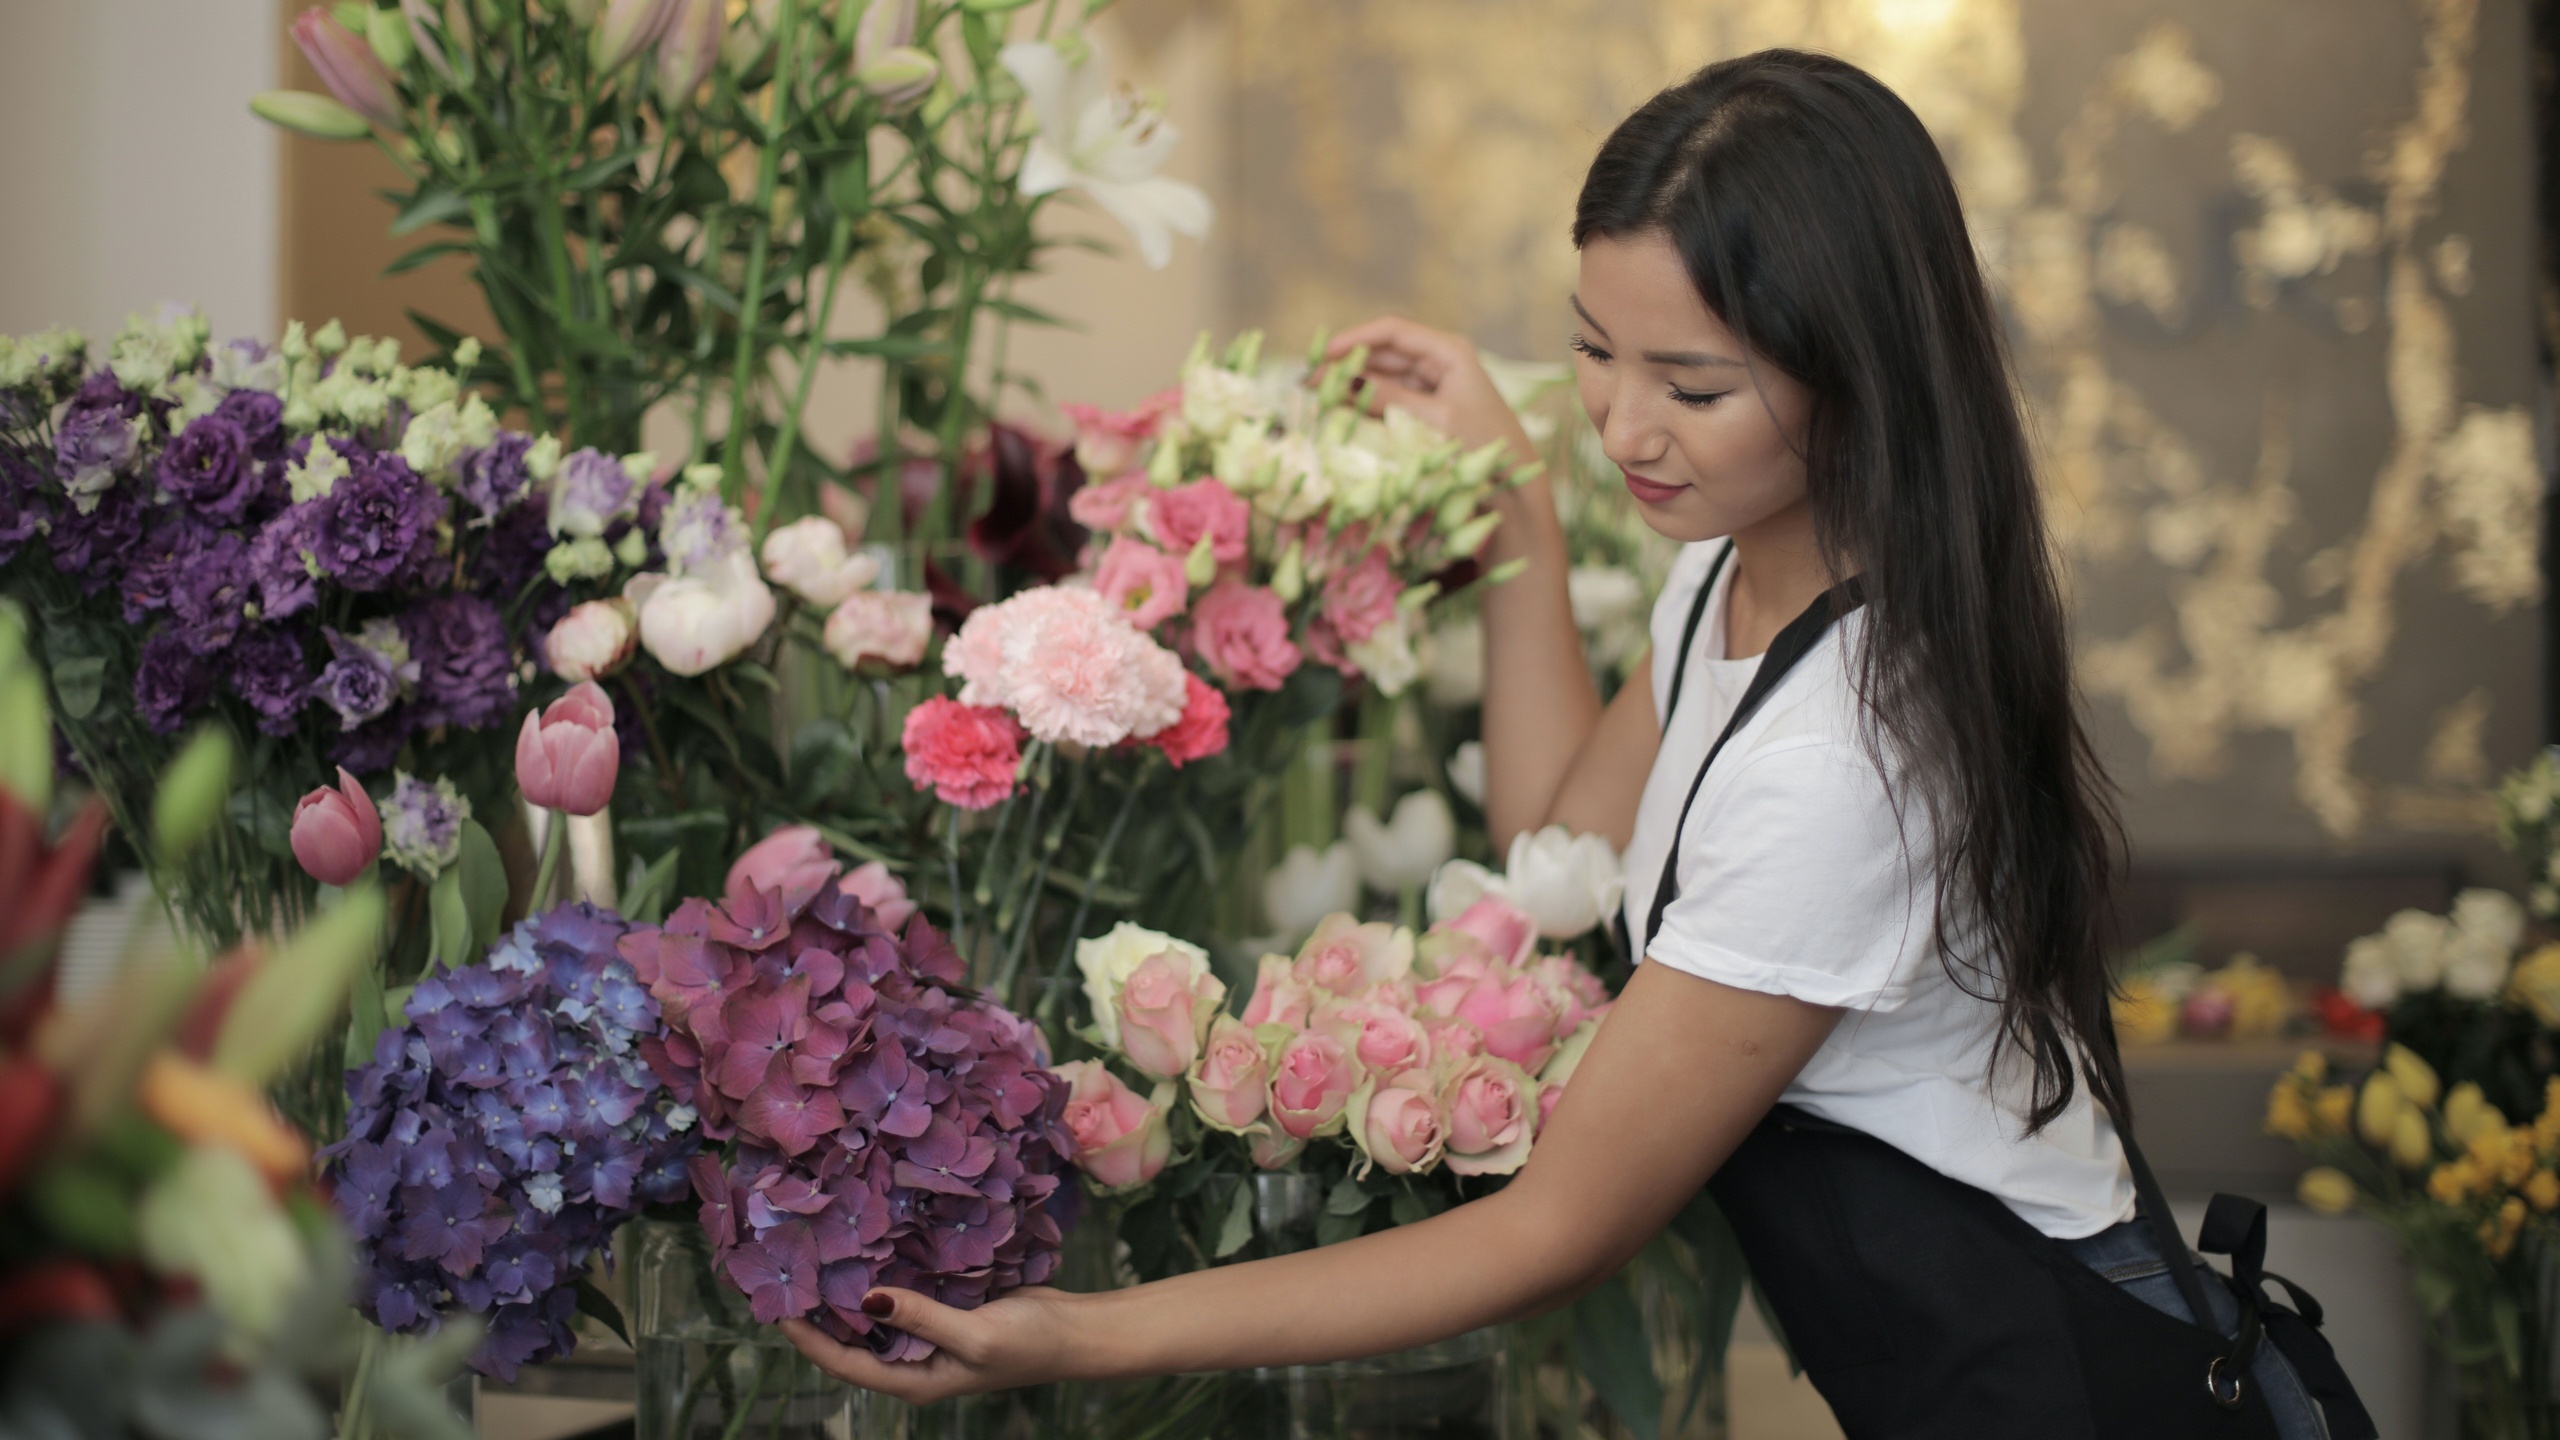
top-left (1325, 1175), bottom-right (1370, 1217)
top-left (1212, 1179), bottom-right (1255, 1258)
top-left (564, 150), bottom-right (642, 192)
top-left (817, 334), bottom-right (951, 359)
top-left (984, 296), bottom-right (1071, 329)
top-left (727, 660), bottom-right (780, 692)
top-left (430, 864), bottom-right (473, 970)
top-left (622, 846), bottom-right (682, 926)
top-left (573, 1273), bottom-right (632, 1344)
top-left (1315, 1208), bottom-right (1365, 1247)
top-left (1571, 1273), bottom-right (1664, 1440)
top-left (456, 820), bottom-right (506, 951)
top-left (390, 186), bottom-right (471, 237)
top-left (28, 1162), bottom-right (135, 1256)
top-left (214, 887), bottom-right (385, 1084)
top-left (50, 655), bottom-right (104, 721)
top-left (383, 241), bottom-right (469, 277)
top-left (152, 726), bottom-right (234, 866)
top-left (1389, 1190), bottom-right (1428, 1228)
top-left (347, 957), bottom-right (391, 1070)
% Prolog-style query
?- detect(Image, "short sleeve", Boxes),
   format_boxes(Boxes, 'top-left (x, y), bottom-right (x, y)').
top-left (1645, 736), bottom-right (1930, 1012)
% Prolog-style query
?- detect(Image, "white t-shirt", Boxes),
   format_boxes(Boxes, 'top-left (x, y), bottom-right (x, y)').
top-left (1622, 541), bottom-right (2135, 1240)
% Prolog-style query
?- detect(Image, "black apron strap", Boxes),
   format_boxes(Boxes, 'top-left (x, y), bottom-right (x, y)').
top-left (1659, 540), bottom-right (1734, 724)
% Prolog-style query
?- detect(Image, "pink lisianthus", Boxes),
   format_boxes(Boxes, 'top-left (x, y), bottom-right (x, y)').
top-left (1054, 1060), bottom-right (1173, 1190)
top-left (1093, 536), bottom-right (1189, 630)
top-left (901, 697), bottom-right (1025, 810)
top-left (1189, 580), bottom-right (1300, 691)
top-left (1146, 479), bottom-right (1250, 565)
top-left (823, 590), bottom-right (934, 671)
top-left (839, 861), bottom-right (917, 931)
top-left (944, 586), bottom-right (1186, 747)
top-left (1352, 1080), bottom-right (1446, 1176)
top-left (1440, 1055), bottom-right (1538, 1176)
top-left (1292, 913), bottom-right (1414, 996)
top-left (1061, 390), bottom-right (1177, 477)
top-left (1188, 1016), bottom-right (1272, 1132)
top-left (1143, 674), bottom-right (1230, 768)
top-left (1268, 1030), bottom-right (1360, 1140)
top-left (1442, 895), bottom-right (1538, 968)
top-left (1116, 950), bottom-right (1226, 1081)
top-left (1319, 545), bottom-right (1400, 645)
top-left (1067, 473), bottom-right (1156, 532)
top-left (1239, 953), bottom-right (1315, 1029)
top-left (727, 824), bottom-right (840, 912)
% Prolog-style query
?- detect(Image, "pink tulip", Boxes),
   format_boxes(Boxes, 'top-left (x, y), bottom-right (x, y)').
top-left (838, 861), bottom-right (915, 931)
top-left (291, 8), bottom-right (402, 130)
top-left (1268, 1031), bottom-right (1359, 1141)
top-left (727, 825), bottom-right (839, 912)
top-left (515, 681), bottom-right (621, 817)
top-left (1440, 1056), bottom-right (1537, 1176)
top-left (1444, 894), bottom-right (1537, 967)
top-left (290, 767), bottom-right (381, 885)
top-left (1116, 952), bottom-right (1217, 1080)
top-left (1187, 1016), bottom-right (1270, 1131)
top-left (1055, 1060), bottom-right (1172, 1190)
top-left (1359, 1084), bottom-right (1446, 1175)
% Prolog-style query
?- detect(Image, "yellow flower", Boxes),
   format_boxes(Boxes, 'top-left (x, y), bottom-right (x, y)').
top-left (2385, 1044), bottom-right (2442, 1110)
top-left (2358, 1072), bottom-right (2407, 1146)
top-left (2112, 981), bottom-right (2177, 1046)
top-left (2446, 1082), bottom-right (2510, 1145)
top-left (2298, 1166), bottom-right (2358, 1215)
top-left (2292, 1051), bottom-right (2329, 1083)
top-left (2489, 1196), bottom-right (2529, 1259)
top-left (2315, 1086), bottom-right (2355, 1134)
top-left (2526, 1170), bottom-right (2560, 1212)
top-left (2218, 954), bottom-right (2294, 1039)
top-left (2429, 1160), bottom-right (2476, 1205)
top-left (2510, 943), bottom-right (2560, 1027)
top-left (2265, 1080), bottom-right (2314, 1141)
top-left (2392, 1107), bottom-right (2436, 1169)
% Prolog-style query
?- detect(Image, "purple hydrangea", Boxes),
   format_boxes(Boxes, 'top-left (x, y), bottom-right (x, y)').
top-left (623, 867), bottom-right (1074, 1358)
top-left (157, 411), bottom-right (261, 524)
top-left (228, 624), bottom-right (313, 735)
top-left (404, 594), bottom-right (517, 731)
top-left (313, 446), bottom-right (445, 591)
top-left (329, 904), bottom-right (696, 1381)
top-left (133, 629), bottom-right (215, 734)
top-left (457, 433), bottom-right (533, 519)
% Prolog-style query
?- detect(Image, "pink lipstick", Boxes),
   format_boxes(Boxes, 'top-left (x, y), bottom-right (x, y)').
top-left (1621, 470), bottom-right (1687, 505)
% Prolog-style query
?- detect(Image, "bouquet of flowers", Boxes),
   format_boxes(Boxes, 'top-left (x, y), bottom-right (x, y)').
top-left (2329, 888), bottom-right (2552, 1122)
top-left (1062, 885), bottom-right (1607, 1278)
top-left (331, 903), bottom-right (698, 1380)
top-left (619, 830), bottom-right (1075, 1357)
top-left (0, 312), bottom-right (570, 944)
top-left (2499, 750), bottom-right (2560, 918)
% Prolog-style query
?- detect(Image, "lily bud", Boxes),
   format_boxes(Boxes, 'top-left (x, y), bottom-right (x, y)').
top-left (403, 0), bottom-right (463, 80)
top-left (591, 0), bottom-right (679, 71)
top-left (291, 8), bottom-right (403, 130)
top-left (655, 0), bottom-right (724, 105)
top-left (365, 7), bottom-right (414, 70)
top-left (1445, 511), bottom-right (1501, 558)
top-left (856, 45), bottom-right (939, 106)
top-left (251, 90), bottom-right (373, 140)
top-left (154, 729), bottom-right (236, 868)
top-left (854, 0), bottom-right (915, 60)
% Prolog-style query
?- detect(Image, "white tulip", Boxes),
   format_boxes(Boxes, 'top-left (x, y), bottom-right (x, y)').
top-left (2451, 888), bottom-right (2527, 954)
top-left (1504, 825), bottom-right (1625, 939)
top-left (999, 37), bottom-right (1212, 270)
top-left (761, 514), bottom-right (881, 608)
top-left (1426, 859), bottom-right (1507, 926)
top-left (1261, 841), bottom-right (1360, 939)
top-left (1446, 740), bottom-right (1487, 808)
top-left (631, 549), bottom-right (775, 677)
top-left (1344, 790), bottom-right (1456, 895)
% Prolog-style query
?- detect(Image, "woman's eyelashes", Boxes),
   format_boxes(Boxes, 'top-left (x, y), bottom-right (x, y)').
top-left (1567, 332), bottom-right (1610, 363)
top-left (1573, 335), bottom-right (1727, 409)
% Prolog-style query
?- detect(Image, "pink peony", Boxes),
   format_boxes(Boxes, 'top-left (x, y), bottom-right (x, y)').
top-left (1187, 1016), bottom-right (1271, 1131)
top-left (943, 586), bottom-right (1187, 747)
top-left (823, 589), bottom-right (933, 671)
top-left (1240, 953), bottom-right (1315, 1029)
top-left (1116, 951), bottom-right (1221, 1080)
top-left (1440, 1056), bottom-right (1537, 1176)
top-left (1188, 580), bottom-right (1300, 691)
top-left (839, 861), bottom-right (917, 931)
top-left (1067, 473), bottom-right (1156, 532)
top-left (726, 824), bottom-right (839, 912)
top-left (1148, 479), bottom-right (1250, 565)
top-left (1357, 1083), bottom-right (1446, 1176)
top-left (1061, 390), bottom-right (1178, 478)
top-left (1093, 536), bottom-right (1189, 630)
top-left (1268, 1031), bottom-right (1359, 1140)
top-left (1320, 545), bottom-right (1400, 645)
top-left (1445, 895), bottom-right (1538, 967)
top-left (1145, 674), bottom-right (1230, 768)
top-left (901, 697), bottom-right (1025, 810)
top-left (1055, 1060), bottom-right (1172, 1190)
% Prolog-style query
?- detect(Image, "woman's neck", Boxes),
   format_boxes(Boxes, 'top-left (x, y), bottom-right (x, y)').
top-left (1723, 502), bottom-right (1834, 660)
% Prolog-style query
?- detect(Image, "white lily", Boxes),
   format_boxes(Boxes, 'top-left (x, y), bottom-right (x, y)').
top-left (1000, 37), bottom-right (1212, 270)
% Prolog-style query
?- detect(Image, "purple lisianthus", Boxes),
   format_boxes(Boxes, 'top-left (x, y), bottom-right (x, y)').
top-left (329, 903), bottom-right (695, 1381)
top-left (623, 852), bottom-right (1072, 1361)
top-left (166, 528), bottom-right (253, 651)
top-left (213, 386), bottom-right (285, 458)
top-left (52, 378), bottom-right (142, 501)
top-left (332, 711), bottom-right (413, 774)
top-left (655, 484), bottom-right (736, 571)
top-left (250, 499), bottom-right (325, 620)
top-left (404, 594), bottom-right (517, 731)
top-left (317, 620), bottom-right (415, 728)
top-left (471, 498), bottom-right (555, 605)
top-left (457, 433), bottom-right (533, 519)
top-left (118, 518), bottom-right (202, 623)
top-left (47, 481), bottom-right (145, 591)
top-left (547, 448), bottom-right (635, 538)
top-left (314, 446), bottom-right (445, 591)
top-left (157, 411), bottom-right (261, 524)
top-left (228, 624), bottom-right (313, 735)
top-left (0, 453), bottom-right (45, 566)
top-left (133, 629), bottom-right (215, 734)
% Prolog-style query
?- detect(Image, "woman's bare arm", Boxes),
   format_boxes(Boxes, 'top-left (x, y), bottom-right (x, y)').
top-left (781, 963), bottom-right (1839, 1400)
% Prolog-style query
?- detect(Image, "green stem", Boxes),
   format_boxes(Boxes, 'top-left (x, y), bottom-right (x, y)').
top-left (719, 0), bottom-right (806, 503)
top-left (759, 213), bottom-right (855, 543)
top-left (1039, 770), bottom-right (1145, 1024)
top-left (714, 1347), bottom-right (779, 1440)
top-left (530, 807), bottom-right (566, 911)
top-left (996, 756), bottom-right (1089, 1003)
top-left (341, 1323), bottom-right (379, 1440)
top-left (990, 747), bottom-right (1066, 946)
top-left (944, 807), bottom-right (966, 961)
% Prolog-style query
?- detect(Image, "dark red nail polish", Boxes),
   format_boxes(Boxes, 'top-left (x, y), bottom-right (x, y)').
top-left (861, 1292), bottom-right (894, 1317)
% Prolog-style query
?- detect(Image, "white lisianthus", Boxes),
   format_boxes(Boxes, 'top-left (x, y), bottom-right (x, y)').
top-left (2340, 935), bottom-right (2399, 1010)
top-left (287, 434), bottom-right (352, 502)
top-left (1345, 790), bottom-right (1456, 895)
top-left (400, 400), bottom-right (468, 481)
top-left (999, 36), bottom-right (1213, 270)
top-left (1344, 611), bottom-right (1422, 698)
top-left (630, 549), bottom-right (776, 677)
top-left (2382, 908), bottom-right (2452, 991)
top-left (1182, 364), bottom-right (1269, 440)
top-left (761, 514), bottom-right (882, 608)
top-left (1076, 921), bottom-right (1212, 1051)
top-left (1504, 825), bottom-right (1626, 940)
top-left (1262, 841), bottom-right (1361, 938)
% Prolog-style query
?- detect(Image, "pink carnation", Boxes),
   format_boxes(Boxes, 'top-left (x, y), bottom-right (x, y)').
top-left (1147, 479), bottom-right (1250, 565)
top-left (901, 697), bottom-right (1026, 809)
top-left (1093, 536), bottom-right (1189, 630)
top-left (1144, 673), bottom-right (1230, 768)
top-left (1189, 580), bottom-right (1300, 691)
top-left (1320, 545), bottom-right (1400, 645)
top-left (943, 586), bottom-right (1187, 747)
top-left (1068, 473), bottom-right (1156, 533)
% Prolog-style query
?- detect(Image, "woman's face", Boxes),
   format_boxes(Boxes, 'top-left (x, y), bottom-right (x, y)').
top-left (1570, 231), bottom-right (1813, 544)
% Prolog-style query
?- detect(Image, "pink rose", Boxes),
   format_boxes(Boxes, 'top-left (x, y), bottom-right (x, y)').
top-left (1440, 1056), bottom-right (1538, 1176)
top-left (1144, 673), bottom-right (1230, 768)
top-left (1292, 913), bottom-right (1414, 997)
top-left (290, 766), bottom-right (381, 886)
top-left (1240, 953), bottom-right (1314, 1029)
top-left (726, 824), bottom-right (839, 911)
top-left (838, 860), bottom-right (917, 931)
top-left (1444, 968), bottom-right (1568, 1073)
top-left (1061, 390), bottom-right (1177, 478)
top-left (1322, 999), bottom-right (1432, 1079)
top-left (516, 681), bottom-right (620, 817)
top-left (1420, 1015), bottom-right (1486, 1063)
top-left (1442, 895), bottom-right (1537, 967)
top-left (1093, 535), bottom-right (1190, 631)
top-left (1355, 1082), bottom-right (1446, 1176)
top-left (1531, 954), bottom-right (1613, 1034)
top-left (1147, 479), bottom-right (1249, 565)
top-left (1054, 1060), bottom-right (1173, 1190)
top-left (823, 589), bottom-right (934, 671)
top-left (1187, 1015), bottom-right (1271, 1132)
top-left (1412, 946), bottom-right (1495, 1017)
top-left (1319, 546), bottom-right (1399, 646)
top-left (1268, 1031), bottom-right (1360, 1140)
top-left (1117, 950), bottom-right (1223, 1080)
top-left (1190, 580), bottom-right (1301, 692)
top-left (901, 697), bottom-right (1024, 810)
top-left (1067, 473), bottom-right (1156, 532)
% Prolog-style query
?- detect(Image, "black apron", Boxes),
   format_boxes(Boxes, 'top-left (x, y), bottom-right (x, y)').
top-left (1641, 542), bottom-right (2375, 1440)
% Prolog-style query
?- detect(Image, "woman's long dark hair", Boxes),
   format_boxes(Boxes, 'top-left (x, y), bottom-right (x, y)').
top-left (1577, 50), bottom-right (2130, 1132)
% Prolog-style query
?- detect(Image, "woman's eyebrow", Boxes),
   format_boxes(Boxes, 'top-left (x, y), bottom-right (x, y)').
top-left (1567, 295), bottom-right (1741, 367)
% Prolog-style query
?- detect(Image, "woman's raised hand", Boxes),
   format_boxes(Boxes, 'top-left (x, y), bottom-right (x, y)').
top-left (1325, 317), bottom-right (1537, 465)
top-left (779, 1285), bottom-right (1078, 1405)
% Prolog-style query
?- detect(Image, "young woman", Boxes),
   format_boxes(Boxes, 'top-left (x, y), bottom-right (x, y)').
top-left (784, 50), bottom-right (2365, 1438)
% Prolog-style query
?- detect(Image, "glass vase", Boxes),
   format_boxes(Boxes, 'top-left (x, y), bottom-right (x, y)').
top-left (631, 1219), bottom-right (895, 1440)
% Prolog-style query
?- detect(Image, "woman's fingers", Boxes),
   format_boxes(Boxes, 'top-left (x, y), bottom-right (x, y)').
top-left (1353, 373), bottom-right (1449, 427)
top-left (859, 1286), bottom-right (970, 1360)
top-left (778, 1318), bottom-right (936, 1400)
top-left (1326, 316), bottom-right (1461, 388)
